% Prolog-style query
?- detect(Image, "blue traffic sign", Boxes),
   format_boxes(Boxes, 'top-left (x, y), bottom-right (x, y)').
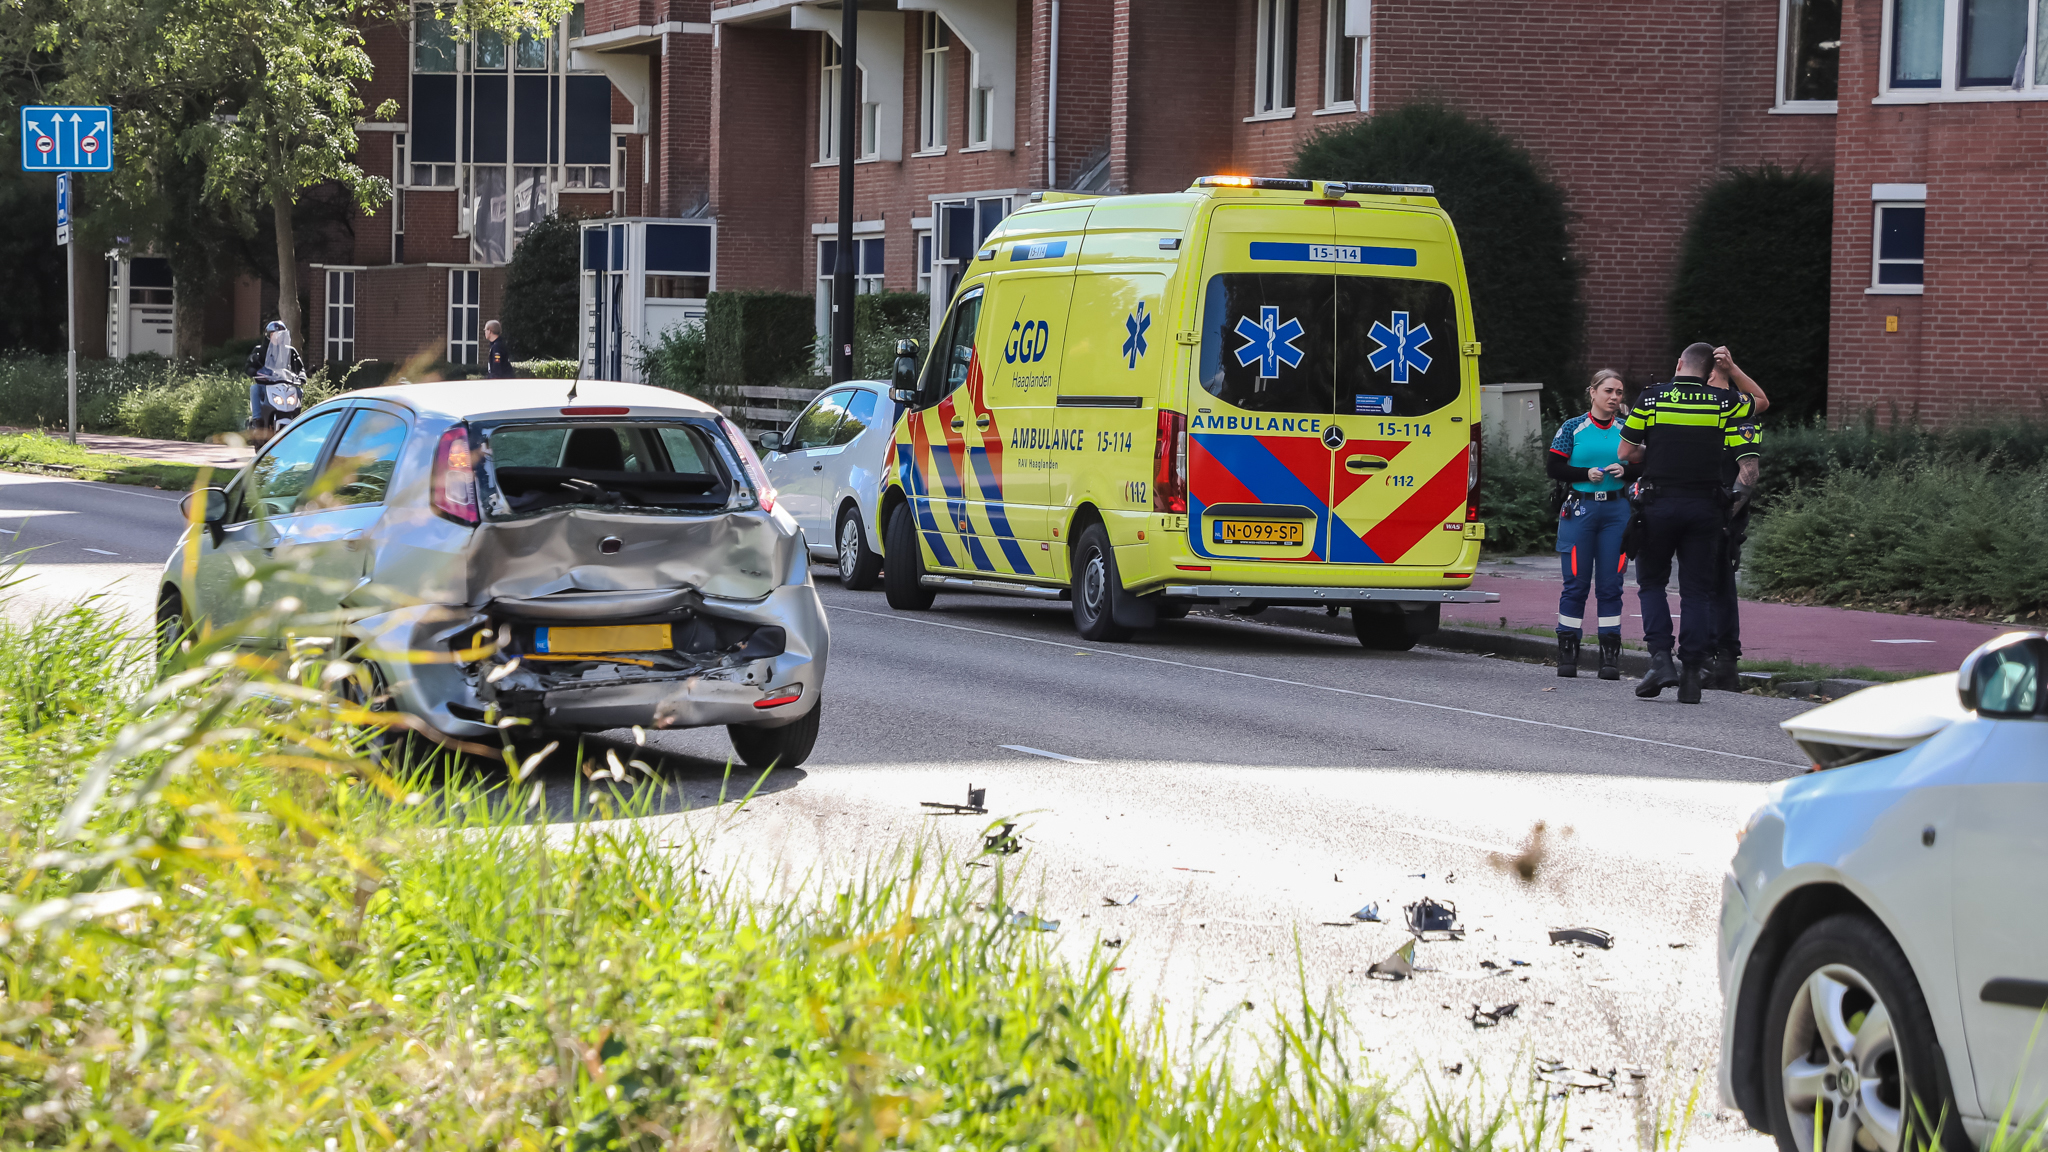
top-left (21, 106), bottom-right (113, 172)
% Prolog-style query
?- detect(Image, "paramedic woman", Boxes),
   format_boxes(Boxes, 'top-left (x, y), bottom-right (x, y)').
top-left (1546, 369), bottom-right (1633, 680)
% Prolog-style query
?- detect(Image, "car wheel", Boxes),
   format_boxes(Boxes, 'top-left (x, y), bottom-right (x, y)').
top-left (1353, 604), bottom-right (1420, 651)
top-left (155, 588), bottom-right (188, 664)
top-left (729, 700), bottom-right (821, 771)
top-left (1070, 523), bottom-right (1133, 642)
top-left (837, 508), bottom-right (884, 591)
top-left (882, 502), bottom-right (936, 610)
top-left (1761, 914), bottom-right (1965, 1152)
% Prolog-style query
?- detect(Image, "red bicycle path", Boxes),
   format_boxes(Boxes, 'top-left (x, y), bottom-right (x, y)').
top-left (1448, 558), bottom-right (2015, 674)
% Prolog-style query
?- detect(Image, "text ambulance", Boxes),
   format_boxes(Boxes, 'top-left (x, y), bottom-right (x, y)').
top-left (880, 176), bottom-right (1500, 648)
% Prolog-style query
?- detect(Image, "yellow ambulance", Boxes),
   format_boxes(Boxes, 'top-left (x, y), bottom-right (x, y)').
top-left (879, 175), bottom-right (1500, 648)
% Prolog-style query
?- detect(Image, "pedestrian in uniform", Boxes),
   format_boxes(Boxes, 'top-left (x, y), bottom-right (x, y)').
top-left (1546, 368), bottom-right (1635, 680)
top-left (1705, 346), bottom-right (1769, 690)
top-left (483, 320), bottom-right (515, 379)
top-left (1620, 342), bottom-right (1761, 703)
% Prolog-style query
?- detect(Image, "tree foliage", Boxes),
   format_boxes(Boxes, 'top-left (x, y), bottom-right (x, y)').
top-left (1669, 166), bottom-right (1834, 426)
top-left (1291, 103), bottom-right (1583, 408)
top-left (500, 212), bottom-right (583, 359)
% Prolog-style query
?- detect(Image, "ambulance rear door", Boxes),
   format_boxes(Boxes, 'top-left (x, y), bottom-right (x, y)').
top-left (1325, 207), bottom-right (1473, 568)
top-left (1189, 204), bottom-right (1339, 565)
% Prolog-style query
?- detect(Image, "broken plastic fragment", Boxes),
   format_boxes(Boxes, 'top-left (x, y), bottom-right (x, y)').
top-left (983, 822), bottom-right (1021, 855)
top-left (1469, 1001), bottom-right (1520, 1027)
top-left (1009, 911), bottom-right (1058, 932)
top-left (1406, 897), bottom-right (1464, 939)
top-left (1352, 902), bottom-right (1382, 923)
top-left (921, 783), bottom-right (989, 815)
top-left (1367, 938), bottom-right (1417, 980)
top-left (1548, 926), bottom-right (1614, 949)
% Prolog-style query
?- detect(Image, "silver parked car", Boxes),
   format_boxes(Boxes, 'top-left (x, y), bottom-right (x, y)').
top-left (758, 380), bottom-right (897, 591)
top-left (1719, 633), bottom-right (2048, 1152)
top-left (157, 380), bottom-right (828, 769)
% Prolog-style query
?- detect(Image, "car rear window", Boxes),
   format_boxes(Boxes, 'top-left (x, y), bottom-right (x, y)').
top-left (481, 421), bottom-right (732, 517)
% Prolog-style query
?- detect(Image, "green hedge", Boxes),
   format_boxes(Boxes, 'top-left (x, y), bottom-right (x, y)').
top-left (705, 290), bottom-right (815, 394)
top-left (1669, 167), bottom-right (1833, 426)
top-left (513, 358), bottom-right (579, 379)
top-left (499, 212), bottom-right (583, 359)
top-left (854, 291), bottom-right (930, 380)
top-left (1479, 434), bottom-right (1560, 555)
top-left (1291, 103), bottom-right (1582, 411)
top-left (637, 322), bottom-right (713, 405)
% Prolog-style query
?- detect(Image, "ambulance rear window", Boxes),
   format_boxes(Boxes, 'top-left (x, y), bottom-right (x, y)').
top-left (1198, 273), bottom-right (1463, 418)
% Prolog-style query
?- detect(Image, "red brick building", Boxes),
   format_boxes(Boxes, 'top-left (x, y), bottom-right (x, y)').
top-left (160, 0), bottom-right (2042, 422)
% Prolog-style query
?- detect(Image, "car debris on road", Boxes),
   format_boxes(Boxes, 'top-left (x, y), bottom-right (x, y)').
top-left (1547, 926), bottom-right (1614, 949)
top-left (921, 784), bottom-right (988, 815)
top-left (1366, 938), bottom-right (1419, 980)
top-left (1405, 897), bottom-right (1463, 939)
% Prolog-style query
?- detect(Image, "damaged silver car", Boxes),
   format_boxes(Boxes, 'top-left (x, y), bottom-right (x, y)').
top-left (157, 380), bottom-right (828, 769)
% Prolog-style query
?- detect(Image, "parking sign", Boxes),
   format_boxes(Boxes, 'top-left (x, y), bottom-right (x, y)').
top-left (20, 106), bottom-right (113, 172)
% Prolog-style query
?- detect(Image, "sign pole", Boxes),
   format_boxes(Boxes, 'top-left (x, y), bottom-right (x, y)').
top-left (57, 170), bottom-right (76, 444)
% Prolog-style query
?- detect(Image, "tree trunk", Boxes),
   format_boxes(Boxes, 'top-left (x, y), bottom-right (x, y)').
top-left (172, 272), bottom-right (210, 360)
top-left (270, 148), bottom-right (301, 344)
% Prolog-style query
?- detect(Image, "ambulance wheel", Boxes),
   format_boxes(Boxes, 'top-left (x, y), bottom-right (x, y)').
top-left (728, 701), bottom-right (821, 772)
top-left (836, 507), bottom-right (883, 591)
top-left (883, 503), bottom-right (936, 610)
top-left (1071, 524), bottom-right (1134, 642)
top-left (1353, 604), bottom-right (1420, 652)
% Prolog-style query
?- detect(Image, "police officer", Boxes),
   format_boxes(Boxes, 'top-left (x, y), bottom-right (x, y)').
top-left (1620, 342), bottom-right (1761, 703)
top-left (483, 319), bottom-right (515, 379)
top-left (1706, 346), bottom-right (1769, 690)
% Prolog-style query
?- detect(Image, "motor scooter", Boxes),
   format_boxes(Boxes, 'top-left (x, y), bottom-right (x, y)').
top-left (250, 368), bottom-right (305, 445)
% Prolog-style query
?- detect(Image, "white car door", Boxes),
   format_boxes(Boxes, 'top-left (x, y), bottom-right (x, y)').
top-left (771, 390), bottom-right (853, 542)
top-left (1948, 640), bottom-right (2048, 1121)
top-left (819, 387), bottom-right (886, 540)
top-left (191, 408), bottom-right (347, 640)
top-left (273, 404), bottom-right (412, 628)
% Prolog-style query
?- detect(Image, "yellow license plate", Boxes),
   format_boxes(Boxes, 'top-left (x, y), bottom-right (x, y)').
top-left (1212, 519), bottom-right (1304, 546)
top-left (535, 624), bottom-right (674, 654)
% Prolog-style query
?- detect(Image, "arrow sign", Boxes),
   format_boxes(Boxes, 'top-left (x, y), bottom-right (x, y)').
top-left (19, 106), bottom-right (113, 172)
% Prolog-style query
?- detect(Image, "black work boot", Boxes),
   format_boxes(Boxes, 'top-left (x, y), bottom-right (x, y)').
top-left (1678, 661), bottom-right (1705, 704)
top-left (1598, 635), bottom-right (1622, 681)
top-left (1556, 633), bottom-right (1580, 678)
top-left (1636, 650), bottom-right (1679, 698)
top-left (1709, 650), bottom-right (1740, 691)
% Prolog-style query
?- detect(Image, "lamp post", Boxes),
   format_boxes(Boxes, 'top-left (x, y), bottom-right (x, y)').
top-left (831, 0), bottom-right (858, 382)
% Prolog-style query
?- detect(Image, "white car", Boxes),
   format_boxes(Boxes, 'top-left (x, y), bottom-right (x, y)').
top-left (1719, 632), bottom-right (2048, 1152)
top-left (758, 381), bottom-right (897, 590)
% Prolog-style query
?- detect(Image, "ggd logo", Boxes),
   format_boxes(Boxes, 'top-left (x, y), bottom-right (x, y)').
top-left (1005, 320), bottom-right (1050, 365)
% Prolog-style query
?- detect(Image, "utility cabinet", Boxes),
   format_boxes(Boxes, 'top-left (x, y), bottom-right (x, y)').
top-left (579, 218), bottom-right (716, 382)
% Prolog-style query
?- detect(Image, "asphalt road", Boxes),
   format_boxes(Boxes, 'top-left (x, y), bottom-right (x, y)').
top-left (5, 470), bottom-right (1810, 1149)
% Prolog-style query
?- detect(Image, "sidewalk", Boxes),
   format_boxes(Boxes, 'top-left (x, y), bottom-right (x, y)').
top-left (0, 427), bottom-right (253, 470)
top-left (1452, 556), bottom-right (2011, 674)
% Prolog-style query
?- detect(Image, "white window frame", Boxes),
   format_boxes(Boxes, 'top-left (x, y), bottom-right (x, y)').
top-left (325, 269), bottom-right (358, 363)
top-left (915, 230), bottom-right (934, 296)
top-left (1869, 185), bottom-right (1929, 295)
top-left (1773, 0), bottom-right (1842, 113)
top-left (448, 268), bottom-right (481, 363)
top-left (1321, 0), bottom-right (1362, 112)
top-left (918, 13), bottom-right (949, 155)
top-left (1877, 0), bottom-right (2048, 103)
top-left (1250, 0), bottom-right (1298, 119)
top-left (967, 78), bottom-right (993, 149)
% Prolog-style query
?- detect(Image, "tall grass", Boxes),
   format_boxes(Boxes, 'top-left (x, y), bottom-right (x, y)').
top-left (0, 583), bottom-right (1580, 1149)
top-left (0, 353), bottom-right (356, 442)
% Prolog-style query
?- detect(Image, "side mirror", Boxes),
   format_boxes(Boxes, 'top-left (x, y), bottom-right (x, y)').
top-left (181, 486), bottom-right (228, 526)
top-left (758, 431), bottom-right (783, 454)
top-left (1958, 633), bottom-right (2047, 717)
top-left (891, 338), bottom-right (921, 405)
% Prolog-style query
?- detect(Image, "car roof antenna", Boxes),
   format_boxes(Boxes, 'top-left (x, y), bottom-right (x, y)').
top-left (566, 374), bottom-right (579, 404)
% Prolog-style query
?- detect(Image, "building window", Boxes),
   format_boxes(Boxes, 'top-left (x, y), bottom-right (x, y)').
top-left (820, 37), bottom-right (842, 161)
top-left (916, 231), bottom-right (934, 296)
top-left (1884, 0), bottom-right (2048, 95)
top-left (1873, 201), bottom-right (1926, 291)
top-left (1779, 0), bottom-right (1841, 105)
top-left (919, 14), bottom-right (949, 152)
top-left (815, 237), bottom-right (886, 346)
top-left (1324, 0), bottom-right (1360, 110)
top-left (1253, 0), bottom-right (1298, 116)
top-left (415, 3), bottom-right (456, 72)
top-left (448, 269), bottom-right (480, 363)
top-left (968, 83), bottom-right (993, 148)
top-left (391, 136), bottom-right (408, 263)
top-left (1961, 0), bottom-right (2027, 84)
top-left (325, 270), bottom-right (357, 363)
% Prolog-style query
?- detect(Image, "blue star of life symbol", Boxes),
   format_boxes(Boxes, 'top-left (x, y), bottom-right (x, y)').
top-left (1123, 302), bottom-right (1151, 369)
top-left (1367, 311), bottom-right (1433, 384)
top-left (1232, 306), bottom-right (1306, 380)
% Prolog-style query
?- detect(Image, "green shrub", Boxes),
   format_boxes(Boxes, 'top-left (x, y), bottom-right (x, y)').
top-left (513, 357), bottom-right (579, 379)
top-left (704, 289), bottom-right (817, 394)
top-left (1669, 167), bottom-right (1834, 426)
top-left (637, 321), bottom-right (719, 406)
top-left (499, 212), bottom-right (583, 358)
top-left (1751, 414), bottom-right (2048, 513)
top-left (1291, 103), bottom-right (1582, 410)
top-left (114, 374), bottom-right (251, 441)
top-left (0, 355), bottom-right (174, 430)
top-left (1480, 434), bottom-right (1560, 555)
top-left (1747, 459), bottom-right (2048, 619)
top-left (854, 291), bottom-right (930, 379)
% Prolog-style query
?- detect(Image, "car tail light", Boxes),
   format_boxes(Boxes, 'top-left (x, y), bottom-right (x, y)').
top-left (1466, 424), bottom-right (1482, 522)
top-left (431, 424), bottom-right (479, 525)
top-left (719, 417), bottom-right (776, 513)
top-left (1153, 409), bottom-right (1187, 513)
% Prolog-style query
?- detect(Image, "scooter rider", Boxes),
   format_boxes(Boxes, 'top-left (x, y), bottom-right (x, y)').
top-left (1546, 368), bottom-right (1637, 680)
top-left (246, 321), bottom-right (305, 429)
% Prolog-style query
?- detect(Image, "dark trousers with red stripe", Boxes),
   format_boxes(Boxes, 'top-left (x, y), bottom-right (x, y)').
top-left (1636, 494), bottom-right (1722, 665)
top-left (1556, 495), bottom-right (1629, 638)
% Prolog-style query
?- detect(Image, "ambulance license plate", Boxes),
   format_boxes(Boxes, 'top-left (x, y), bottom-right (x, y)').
top-left (534, 624), bottom-right (674, 654)
top-left (1212, 520), bottom-right (1304, 546)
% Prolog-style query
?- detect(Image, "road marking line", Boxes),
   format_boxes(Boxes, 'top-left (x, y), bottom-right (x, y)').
top-left (830, 605), bottom-right (1806, 769)
top-left (1871, 639), bottom-right (1934, 644)
top-left (81, 547), bottom-right (117, 556)
top-left (1000, 744), bottom-right (1098, 764)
